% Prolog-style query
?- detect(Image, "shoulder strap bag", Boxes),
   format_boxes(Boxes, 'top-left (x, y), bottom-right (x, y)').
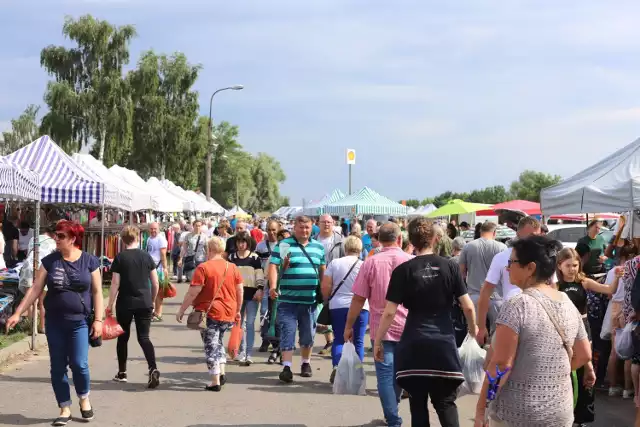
top-left (186, 261), bottom-right (228, 331)
top-left (291, 236), bottom-right (324, 304)
top-left (317, 259), bottom-right (360, 326)
top-left (524, 288), bottom-right (574, 360)
top-left (183, 234), bottom-right (201, 272)
top-left (61, 257), bottom-right (102, 348)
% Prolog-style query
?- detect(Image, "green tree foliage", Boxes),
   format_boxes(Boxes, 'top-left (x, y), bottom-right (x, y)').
top-left (0, 105), bottom-right (40, 155)
top-left (280, 196), bottom-right (291, 207)
top-left (509, 170), bottom-right (562, 202)
top-left (39, 15), bottom-right (135, 163)
top-left (128, 51), bottom-right (202, 184)
top-left (247, 153), bottom-right (287, 212)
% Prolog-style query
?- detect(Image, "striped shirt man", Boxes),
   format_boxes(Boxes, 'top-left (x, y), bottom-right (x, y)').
top-left (270, 237), bottom-right (325, 305)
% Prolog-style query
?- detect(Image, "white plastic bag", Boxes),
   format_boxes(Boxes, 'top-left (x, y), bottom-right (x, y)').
top-left (332, 342), bottom-right (366, 395)
top-left (600, 303), bottom-right (613, 341)
top-left (458, 334), bottom-right (487, 397)
top-left (615, 322), bottom-right (636, 360)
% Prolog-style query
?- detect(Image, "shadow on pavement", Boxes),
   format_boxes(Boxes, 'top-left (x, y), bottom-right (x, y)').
top-left (335, 421), bottom-right (386, 427)
top-left (129, 355), bottom-right (203, 365)
top-left (0, 414), bottom-right (52, 425)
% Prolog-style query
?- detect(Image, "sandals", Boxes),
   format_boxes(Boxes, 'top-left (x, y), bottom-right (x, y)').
top-left (151, 314), bottom-right (163, 322)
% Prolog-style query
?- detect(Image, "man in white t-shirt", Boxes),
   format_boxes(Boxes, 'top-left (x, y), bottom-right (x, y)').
top-left (476, 216), bottom-right (546, 345)
top-left (147, 222), bottom-right (168, 321)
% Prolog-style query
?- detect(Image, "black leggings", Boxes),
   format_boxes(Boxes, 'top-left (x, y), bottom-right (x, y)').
top-left (116, 307), bottom-right (157, 373)
top-left (401, 377), bottom-right (460, 427)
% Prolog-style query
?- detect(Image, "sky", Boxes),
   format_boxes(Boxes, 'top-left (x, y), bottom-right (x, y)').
top-left (2, 0), bottom-right (640, 206)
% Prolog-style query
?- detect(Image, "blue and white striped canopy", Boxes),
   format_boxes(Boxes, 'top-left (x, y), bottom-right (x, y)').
top-left (6, 136), bottom-right (103, 204)
top-left (0, 157), bottom-right (40, 200)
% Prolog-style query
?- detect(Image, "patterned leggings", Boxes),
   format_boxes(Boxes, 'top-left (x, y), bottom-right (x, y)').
top-left (201, 319), bottom-right (234, 375)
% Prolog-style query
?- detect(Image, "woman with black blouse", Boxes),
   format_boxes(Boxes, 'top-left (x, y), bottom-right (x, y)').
top-left (375, 217), bottom-right (478, 427)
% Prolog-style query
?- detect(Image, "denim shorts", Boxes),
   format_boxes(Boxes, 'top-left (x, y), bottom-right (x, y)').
top-left (277, 302), bottom-right (315, 352)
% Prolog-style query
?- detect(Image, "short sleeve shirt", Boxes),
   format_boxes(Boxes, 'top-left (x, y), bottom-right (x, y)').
top-left (42, 251), bottom-right (100, 321)
top-left (269, 237), bottom-right (325, 305)
top-left (146, 234), bottom-right (168, 268)
top-left (111, 248), bottom-right (157, 310)
top-left (191, 259), bottom-right (243, 323)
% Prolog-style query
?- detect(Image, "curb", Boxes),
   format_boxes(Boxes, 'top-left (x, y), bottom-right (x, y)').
top-left (0, 333), bottom-right (48, 366)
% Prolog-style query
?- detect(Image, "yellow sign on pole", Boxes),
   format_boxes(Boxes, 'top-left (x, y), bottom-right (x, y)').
top-left (346, 148), bottom-right (356, 165)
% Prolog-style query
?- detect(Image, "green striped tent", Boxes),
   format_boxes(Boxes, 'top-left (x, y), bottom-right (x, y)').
top-left (302, 188), bottom-right (346, 216)
top-left (324, 186), bottom-right (408, 216)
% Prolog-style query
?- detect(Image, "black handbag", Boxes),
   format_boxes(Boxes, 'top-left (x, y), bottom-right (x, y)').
top-left (61, 259), bottom-right (102, 348)
top-left (183, 235), bottom-right (201, 271)
top-left (316, 259), bottom-right (360, 326)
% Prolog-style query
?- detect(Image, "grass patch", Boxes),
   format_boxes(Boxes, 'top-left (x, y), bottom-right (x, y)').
top-left (0, 318), bottom-right (32, 350)
top-left (0, 331), bottom-right (27, 350)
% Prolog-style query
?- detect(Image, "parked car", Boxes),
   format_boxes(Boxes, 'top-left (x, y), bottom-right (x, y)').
top-left (460, 225), bottom-right (516, 244)
top-left (545, 224), bottom-right (613, 249)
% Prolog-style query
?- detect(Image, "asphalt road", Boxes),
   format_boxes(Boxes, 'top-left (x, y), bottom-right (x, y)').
top-left (0, 283), bottom-right (635, 427)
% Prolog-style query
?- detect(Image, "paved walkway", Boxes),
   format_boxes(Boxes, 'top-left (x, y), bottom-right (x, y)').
top-left (0, 283), bottom-right (635, 426)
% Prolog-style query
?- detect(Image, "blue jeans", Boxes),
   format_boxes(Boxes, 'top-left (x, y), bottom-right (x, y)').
top-left (330, 308), bottom-right (369, 367)
top-left (277, 302), bottom-right (314, 352)
top-left (375, 340), bottom-right (403, 427)
top-left (239, 299), bottom-right (259, 358)
top-left (45, 317), bottom-right (91, 408)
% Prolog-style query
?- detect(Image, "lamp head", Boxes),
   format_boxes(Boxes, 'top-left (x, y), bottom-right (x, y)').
top-left (231, 85), bottom-right (244, 90)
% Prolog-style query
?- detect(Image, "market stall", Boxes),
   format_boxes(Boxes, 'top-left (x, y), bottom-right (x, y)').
top-left (148, 177), bottom-right (194, 212)
top-left (196, 192), bottom-right (226, 215)
top-left (324, 186), bottom-right (408, 216)
top-left (302, 189), bottom-right (346, 216)
top-left (409, 203), bottom-right (437, 217)
top-left (227, 205), bottom-right (249, 217)
top-left (109, 165), bottom-right (181, 214)
top-left (0, 156), bottom-right (41, 347)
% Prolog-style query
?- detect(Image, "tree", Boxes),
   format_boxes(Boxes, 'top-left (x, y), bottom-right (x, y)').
top-left (247, 153), bottom-right (287, 212)
top-left (468, 185), bottom-right (510, 204)
top-left (280, 196), bottom-right (291, 207)
top-left (128, 51), bottom-right (202, 182)
top-left (0, 105), bottom-right (40, 155)
top-left (509, 170), bottom-right (562, 202)
top-left (404, 199), bottom-right (422, 208)
top-left (39, 15), bottom-right (136, 163)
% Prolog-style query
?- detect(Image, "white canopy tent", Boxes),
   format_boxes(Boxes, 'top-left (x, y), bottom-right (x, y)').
top-left (197, 192), bottom-right (226, 215)
top-left (273, 206), bottom-right (302, 217)
top-left (72, 154), bottom-right (159, 212)
top-left (109, 165), bottom-right (180, 212)
top-left (186, 190), bottom-right (224, 214)
top-left (148, 177), bottom-right (194, 212)
top-left (409, 204), bottom-right (437, 217)
top-left (227, 205), bottom-right (247, 216)
top-left (541, 137), bottom-right (640, 214)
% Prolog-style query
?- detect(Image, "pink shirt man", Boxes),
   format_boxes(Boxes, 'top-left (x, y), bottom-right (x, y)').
top-left (352, 246), bottom-right (413, 342)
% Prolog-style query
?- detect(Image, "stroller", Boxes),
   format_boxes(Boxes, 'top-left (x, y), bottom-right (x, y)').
top-left (0, 287), bottom-right (18, 330)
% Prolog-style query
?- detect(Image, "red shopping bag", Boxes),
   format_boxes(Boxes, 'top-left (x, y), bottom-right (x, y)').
top-left (227, 324), bottom-right (243, 359)
top-left (102, 316), bottom-right (124, 340)
top-left (163, 283), bottom-right (177, 298)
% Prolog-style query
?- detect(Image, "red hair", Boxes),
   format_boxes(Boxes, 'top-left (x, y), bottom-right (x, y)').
top-left (56, 220), bottom-right (84, 249)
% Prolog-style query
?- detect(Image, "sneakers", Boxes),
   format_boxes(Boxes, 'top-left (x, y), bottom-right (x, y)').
top-left (113, 372), bottom-right (128, 382)
top-left (234, 353), bottom-right (246, 363)
top-left (300, 362), bottom-right (313, 378)
top-left (148, 369), bottom-right (160, 389)
top-left (609, 386), bottom-right (623, 397)
top-left (267, 351), bottom-right (279, 364)
top-left (624, 389), bottom-right (635, 399)
top-left (240, 357), bottom-right (253, 367)
top-left (318, 342), bottom-right (333, 356)
top-left (279, 366), bottom-right (294, 383)
top-left (329, 367), bottom-right (336, 384)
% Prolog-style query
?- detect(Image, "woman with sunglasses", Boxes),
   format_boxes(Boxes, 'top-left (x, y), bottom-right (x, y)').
top-left (6, 220), bottom-right (103, 426)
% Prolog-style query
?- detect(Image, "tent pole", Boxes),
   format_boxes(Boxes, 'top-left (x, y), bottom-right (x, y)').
top-left (31, 200), bottom-right (40, 349)
top-left (100, 198), bottom-right (105, 281)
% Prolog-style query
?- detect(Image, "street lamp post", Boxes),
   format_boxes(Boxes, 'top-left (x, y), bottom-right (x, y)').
top-left (206, 85), bottom-right (244, 201)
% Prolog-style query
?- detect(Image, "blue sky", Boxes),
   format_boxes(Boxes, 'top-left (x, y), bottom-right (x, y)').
top-left (2, 1), bottom-right (640, 205)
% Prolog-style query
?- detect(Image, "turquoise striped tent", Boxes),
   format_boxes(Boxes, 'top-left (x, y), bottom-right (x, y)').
top-left (302, 188), bottom-right (346, 216)
top-left (324, 186), bottom-right (407, 216)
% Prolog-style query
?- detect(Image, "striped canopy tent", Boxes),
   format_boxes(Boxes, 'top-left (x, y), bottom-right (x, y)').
top-left (72, 154), bottom-right (133, 211)
top-left (6, 135), bottom-right (103, 204)
top-left (0, 157), bottom-right (40, 201)
top-left (302, 189), bottom-right (346, 216)
top-left (196, 192), bottom-right (226, 215)
top-left (324, 186), bottom-right (408, 216)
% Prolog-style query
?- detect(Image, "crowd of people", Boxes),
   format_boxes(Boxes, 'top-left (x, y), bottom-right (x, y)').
top-left (4, 211), bottom-right (640, 426)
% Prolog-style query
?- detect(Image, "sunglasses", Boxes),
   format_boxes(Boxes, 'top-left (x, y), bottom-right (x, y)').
top-left (507, 258), bottom-right (520, 268)
top-left (55, 233), bottom-right (68, 240)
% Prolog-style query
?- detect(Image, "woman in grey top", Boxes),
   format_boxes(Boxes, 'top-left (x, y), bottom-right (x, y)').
top-left (474, 235), bottom-right (593, 427)
top-left (178, 220), bottom-right (208, 281)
